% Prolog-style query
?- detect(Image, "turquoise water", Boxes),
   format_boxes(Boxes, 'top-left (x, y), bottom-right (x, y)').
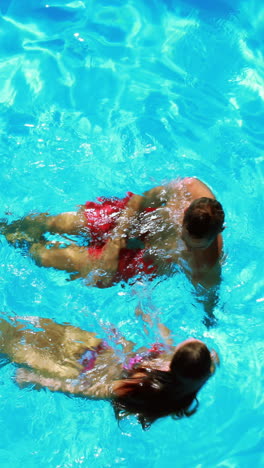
top-left (0, 0), bottom-right (263, 467)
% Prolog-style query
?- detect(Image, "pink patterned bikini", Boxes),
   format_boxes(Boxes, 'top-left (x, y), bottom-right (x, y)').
top-left (78, 342), bottom-right (166, 373)
top-left (123, 343), bottom-right (166, 371)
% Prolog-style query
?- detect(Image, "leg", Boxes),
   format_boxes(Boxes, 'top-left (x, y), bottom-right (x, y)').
top-left (30, 238), bottom-right (123, 287)
top-left (29, 242), bottom-right (94, 276)
top-left (0, 318), bottom-right (41, 361)
top-left (0, 209), bottom-right (88, 244)
top-left (0, 318), bottom-right (15, 356)
top-left (45, 210), bottom-right (88, 235)
top-left (0, 317), bottom-right (103, 378)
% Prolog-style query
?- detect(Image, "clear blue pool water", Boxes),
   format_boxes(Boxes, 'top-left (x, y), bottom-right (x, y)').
top-left (0, 0), bottom-right (263, 467)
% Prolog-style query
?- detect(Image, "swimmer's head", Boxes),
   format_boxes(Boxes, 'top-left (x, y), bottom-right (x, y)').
top-left (113, 338), bottom-right (219, 429)
top-left (182, 197), bottom-right (225, 249)
top-left (170, 339), bottom-right (218, 393)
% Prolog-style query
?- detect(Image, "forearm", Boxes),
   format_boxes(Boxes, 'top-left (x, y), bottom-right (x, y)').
top-left (135, 307), bottom-right (173, 345)
top-left (200, 287), bottom-right (220, 328)
top-left (194, 268), bottom-right (222, 327)
top-left (157, 322), bottom-right (173, 345)
top-left (108, 327), bottom-right (135, 353)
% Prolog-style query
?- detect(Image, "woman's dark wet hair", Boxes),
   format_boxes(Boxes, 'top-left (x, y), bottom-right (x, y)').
top-left (183, 197), bottom-right (225, 239)
top-left (112, 341), bottom-right (214, 429)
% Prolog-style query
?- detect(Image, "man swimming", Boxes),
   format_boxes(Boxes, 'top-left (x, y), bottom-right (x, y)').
top-left (1, 177), bottom-right (224, 320)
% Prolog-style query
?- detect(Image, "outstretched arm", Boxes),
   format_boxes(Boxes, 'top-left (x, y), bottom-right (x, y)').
top-left (106, 327), bottom-right (135, 353)
top-left (135, 307), bottom-right (173, 346)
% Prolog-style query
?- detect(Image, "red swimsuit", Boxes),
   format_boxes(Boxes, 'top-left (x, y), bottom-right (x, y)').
top-left (83, 192), bottom-right (157, 284)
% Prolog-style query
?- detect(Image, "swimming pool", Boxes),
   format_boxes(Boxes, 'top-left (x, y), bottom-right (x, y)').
top-left (0, 0), bottom-right (263, 466)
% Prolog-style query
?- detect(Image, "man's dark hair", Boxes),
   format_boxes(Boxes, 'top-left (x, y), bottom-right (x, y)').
top-left (183, 197), bottom-right (225, 239)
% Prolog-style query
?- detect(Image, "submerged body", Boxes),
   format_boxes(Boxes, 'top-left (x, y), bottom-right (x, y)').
top-left (0, 313), bottom-right (219, 428)
top-left (1, 177), bottom-right (224, 292)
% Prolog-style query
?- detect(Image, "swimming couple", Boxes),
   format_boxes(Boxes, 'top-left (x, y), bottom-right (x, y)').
top-left (0, 177), bottom-right (224, 428)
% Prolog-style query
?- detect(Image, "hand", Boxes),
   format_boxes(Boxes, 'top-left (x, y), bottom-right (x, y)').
top-left (202, 315), bottom-right (218, 328)
top-left (135, 306), bottom-right (152, 324)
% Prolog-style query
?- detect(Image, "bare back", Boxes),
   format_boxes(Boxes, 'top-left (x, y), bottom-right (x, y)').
top-left (137, 178), bottom-right (223, 286)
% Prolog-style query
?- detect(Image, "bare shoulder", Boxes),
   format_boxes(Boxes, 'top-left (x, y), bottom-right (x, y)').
top-left (182, 177), bottom-right (215, 199)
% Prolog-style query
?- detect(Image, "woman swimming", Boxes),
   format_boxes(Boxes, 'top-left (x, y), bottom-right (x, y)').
top-left (0, 311), bottom-right (219, 429)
